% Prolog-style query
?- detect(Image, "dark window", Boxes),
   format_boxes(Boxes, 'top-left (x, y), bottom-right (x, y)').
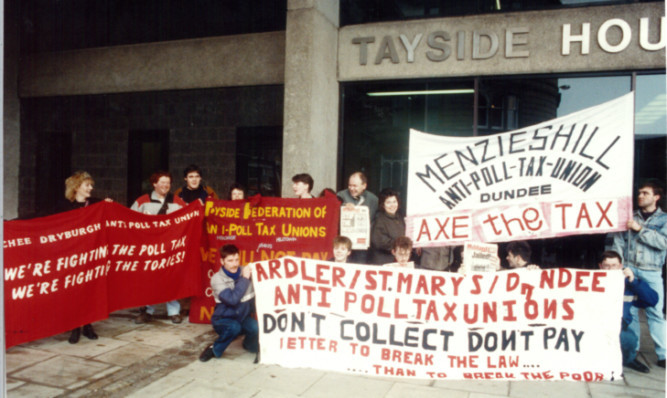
top-left (341, 0), bottom-right (660, 26)
top-left (36, 131), bottom-right (72, 217)
top-left (127, 130), bottom-right (169, 206)
top-left (236, 126), bottom-right (283, 197)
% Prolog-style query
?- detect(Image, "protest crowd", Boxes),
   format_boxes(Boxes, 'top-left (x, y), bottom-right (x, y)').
top-left (7, 157), bottom-right (666, 381)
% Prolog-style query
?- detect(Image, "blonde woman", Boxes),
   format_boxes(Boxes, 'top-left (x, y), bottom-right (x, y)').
top-left (56, 171), bottom-right (109, 343)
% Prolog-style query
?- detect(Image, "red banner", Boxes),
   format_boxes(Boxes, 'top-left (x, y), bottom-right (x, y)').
top-left (4, 201), bottom-right (204, 348)
top-left (190, 194), bottom-right (340, 323)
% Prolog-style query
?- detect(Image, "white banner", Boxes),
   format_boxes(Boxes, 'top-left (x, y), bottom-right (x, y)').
top-left (406, 93), bottom-right (634, 247)
top-left (254, 257), bottom-right (624, 381)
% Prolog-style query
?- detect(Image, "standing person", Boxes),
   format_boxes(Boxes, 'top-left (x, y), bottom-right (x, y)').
top-left (329, 236), bottom-right (353, 263)
top-left (337, 172), bottom-right (379, 263)
top-left (229, 183), bottom-right (247, 200)
top-left (505, 241), bottom-right (540, 270)
top-left (370, 188), bottom-right (405, 265)
top-left (610, 180), bottom-right (667, 368)
top-left (598, 251), bottom-right (658, 373)
top-left (384, 236), bottom-right (415, 269)
top-left (57, 171), bottom-right (111, 343)
top-left (173, 164), bottom-right (218, 204)
top-left (131, 171), bottom-right (187, 324)
top-left (199, 244), bottom-right (258, 362)
top-left (292, 173), bottom-right (314, 198)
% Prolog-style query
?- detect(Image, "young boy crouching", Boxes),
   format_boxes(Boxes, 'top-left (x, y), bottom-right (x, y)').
top-left (199, 244), bottom-right (258, 362)
top-left (330, 235), bottom-right (353, 263)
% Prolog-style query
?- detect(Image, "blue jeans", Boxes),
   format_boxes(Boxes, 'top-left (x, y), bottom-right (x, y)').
top-left (145, 300), bottom-right (180, 317)
top-left (211, 316), bottom-right (258, 357)
top-left (628, 266), bottom-right (666, 360)
top-left (621, 325), bottom-right (639, 364)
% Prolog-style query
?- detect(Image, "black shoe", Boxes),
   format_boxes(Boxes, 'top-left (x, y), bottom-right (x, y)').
top-left (626, 359), bottom-right (650, 373)
top-left (134, 311), bottom-right (152, 324)
top-left (82, 324), bottom-right (98, 340)
top-left (68, 328), bottom-right (81, 344)
top-left (199, 346), bottom-right (215, 362)
top-left (658, 359), bottom-right (665, 368)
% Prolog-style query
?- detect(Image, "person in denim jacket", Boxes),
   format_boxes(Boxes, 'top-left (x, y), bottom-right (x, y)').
top-left (610, 180), bottom-right (667, 368)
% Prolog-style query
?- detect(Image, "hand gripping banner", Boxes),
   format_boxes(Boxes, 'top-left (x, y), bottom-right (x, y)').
top-left (406, 93), bottom-right (634, 247)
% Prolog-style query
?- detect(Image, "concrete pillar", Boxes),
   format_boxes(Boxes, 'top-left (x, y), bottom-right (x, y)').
top-left (281, 0), bottom-right (340, 197)
top-left (4, 0), bottom-right (20, 220)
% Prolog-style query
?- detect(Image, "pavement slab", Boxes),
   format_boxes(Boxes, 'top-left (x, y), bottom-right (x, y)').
top-left (433, 379), bottom-right (510, 395)
top-left (387, 382), bottom-right (470, 398)
top-left (34, 336), bottom-right (130, 359)
top-left (92, 341), bottom-right (163, 367)
top-left (5, 347), bottom-right (58, 373)
top-left (10, 355), bottom-right (115, 389)
top-left (6, 383), bottom-right (65, 398)
top-left (301, 372), bottom-right (395, 398)
top-left (508, 380), bottom-right (590, 398)
top-left (234, 364), bottom-right (326, 395)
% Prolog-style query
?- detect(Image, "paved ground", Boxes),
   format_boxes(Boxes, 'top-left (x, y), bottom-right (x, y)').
top-left (5, 308), bottom-right (666, 398)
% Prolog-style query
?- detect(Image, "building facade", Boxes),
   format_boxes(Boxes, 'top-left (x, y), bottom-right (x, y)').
top-left (5, 0), bottom-right (666, 266)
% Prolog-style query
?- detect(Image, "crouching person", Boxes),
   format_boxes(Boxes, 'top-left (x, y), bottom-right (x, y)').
top-left (200, 244), bottom-right (258, 362)
top-left (598, 250), bottom-right (658, 373)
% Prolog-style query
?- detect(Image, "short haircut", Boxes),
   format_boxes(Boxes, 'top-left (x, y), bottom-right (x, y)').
top-left (292, 173), bottom-right (314, 192)
top-left (183, 164), bottom-right (202, 178)
top-left (378, 188), bottom-right (400, 213)
top-left (149, 171), bottom-right (172, 185)
top-left (333, 236), bottom-right (352, 250)
top-left (393, 236), bottom-right (413, 252)
top-left (598, 250), bottom-right (622, 264)
top-left (228, 183), bottom-right (247, 199)
top-left (506, 241), bottom-right (531, 262)
top-left (220, 244), bottom-right (240, 259)
top-left (640, 179), bottom-right (664, 200)
top-left (350, 171), bottom-right (368, 185)
top-left (65, 171), bottom-right (94, 202)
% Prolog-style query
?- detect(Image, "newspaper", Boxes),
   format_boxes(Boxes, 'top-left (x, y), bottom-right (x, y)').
top-left (340, 206), bottom-right (370, 250)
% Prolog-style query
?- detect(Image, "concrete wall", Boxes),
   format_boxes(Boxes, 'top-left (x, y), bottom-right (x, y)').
top-left (20, 32), bottom-right (286, 97)
top-left (338, 3), bottom-right (665, 81)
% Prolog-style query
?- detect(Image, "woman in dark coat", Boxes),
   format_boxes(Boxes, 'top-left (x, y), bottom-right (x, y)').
top-left (370, 188), bottom-right (405, 265)
top-left (56, 171), bottom-right (105, 344)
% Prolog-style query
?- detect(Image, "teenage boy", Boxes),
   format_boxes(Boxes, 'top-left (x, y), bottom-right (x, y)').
top-left (174, 164), bottom-right (218, 204)
top-left (330, 236), bottom-right (353, 263)
top-left (385, 236), bottom-right (414, 269)
top-left (199, 244), bottom-right (258, 362)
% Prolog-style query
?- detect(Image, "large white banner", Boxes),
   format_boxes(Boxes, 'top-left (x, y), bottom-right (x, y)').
top-left (406, 93), bottom-right (634, 247)
top-left (254, 257), bottom-right (624, 381)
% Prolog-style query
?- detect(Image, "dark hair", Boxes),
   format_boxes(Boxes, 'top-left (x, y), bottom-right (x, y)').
top-left (448, 246), bottom-right (464, 273)
top-left (506, 241), bottom-right (531, 262)
top-left (292, 173), bottom-right (314, 192)
top-left (149, 171), bottom-right (172, 185)
top-left (228, 183), bottom-right (247, 199)
top-left (333, 235), bottom-right (352, 250)
top-left (392, 236), bottom-right (413, 251)
top-left (220, 244), bottom-right (240, 259)
top-left (598, 250), bottom-right (622, 264)
top-left (350, 171), bottom-right (368, 185)
top-left (378, 188), bottom-right (400, 213)
top-left (183, 164), bottom-right (202, 178)
top-left (639, 179), bottom-right (664, 201)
